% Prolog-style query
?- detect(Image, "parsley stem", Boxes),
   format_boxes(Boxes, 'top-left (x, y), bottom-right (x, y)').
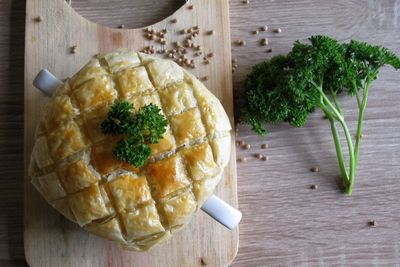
top-left (354, 80), bottom-right (371, 166)
top-left (338, 118), bottom-right (355, 195)
top-left (330, 90), bottom-right (342, 115)
top-left (311, 81), bottom-right (343, 121)
top-left (353, 81), bottom-right (362, 109)
top-left (315, 83), bottom-right (355, 194)
top-left (327, 116), bottom-right (349, 182)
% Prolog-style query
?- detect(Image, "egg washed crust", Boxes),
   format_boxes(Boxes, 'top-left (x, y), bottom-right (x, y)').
top-left (29, 49), bottom-right (232, 251)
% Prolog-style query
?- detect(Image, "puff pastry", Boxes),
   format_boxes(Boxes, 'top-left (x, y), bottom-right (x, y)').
top-left (29, 49), bottom-right (231, 251)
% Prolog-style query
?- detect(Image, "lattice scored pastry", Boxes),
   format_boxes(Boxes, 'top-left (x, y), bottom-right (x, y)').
top-left (29, 49), bottom-right (232, 251)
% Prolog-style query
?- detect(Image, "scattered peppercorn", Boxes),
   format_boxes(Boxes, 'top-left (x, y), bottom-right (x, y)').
top-left (274, 28), bottom-right (282, 33)
top-left (171, 18), bottom-right (177, 23)
top-left (261, 155), bottom-right (269, 161)
top-left (368, 220), bottom-right (377, 227)
top-left (118, 24), bottom-right (125, 29)
top-left (188, 5), bottom-right (194, 10)
top-left (310, 167), bottom-right (319, 172)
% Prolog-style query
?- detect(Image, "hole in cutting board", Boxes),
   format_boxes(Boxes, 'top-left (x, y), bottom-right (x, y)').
top-left (71, 0), bottom-right (186, 28)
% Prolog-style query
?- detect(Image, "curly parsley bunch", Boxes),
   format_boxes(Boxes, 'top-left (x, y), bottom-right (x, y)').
top-left (243, 35), bottom-right (400, 194)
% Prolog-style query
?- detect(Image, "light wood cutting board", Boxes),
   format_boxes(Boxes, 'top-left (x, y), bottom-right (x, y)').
top-left (24, 0), bottom-right (238, 266)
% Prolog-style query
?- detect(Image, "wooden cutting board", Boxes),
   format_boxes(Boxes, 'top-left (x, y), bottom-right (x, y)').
top-left (24, 0), bottom-right (238, 266)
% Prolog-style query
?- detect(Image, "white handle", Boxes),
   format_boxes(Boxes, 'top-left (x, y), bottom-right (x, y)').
top-left (201, 195), bottom-right (242, 230)
top-left (33, 69), bottom-right (242, 230)
top-left (33, 69), bottom-right (62, 96)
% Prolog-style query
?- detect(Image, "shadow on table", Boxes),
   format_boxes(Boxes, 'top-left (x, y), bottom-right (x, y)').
top-left (0, 0), bottom-right (28, 266)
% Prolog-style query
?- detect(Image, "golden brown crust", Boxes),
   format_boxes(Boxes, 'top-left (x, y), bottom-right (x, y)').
top-left (29, 49), bottom-right (231, 251)
top-left (146, 154), bottom-right (191, 201)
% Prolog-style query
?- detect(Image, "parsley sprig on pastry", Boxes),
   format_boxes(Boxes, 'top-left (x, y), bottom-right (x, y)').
top-left (101, 101), bottom-right (168, 167)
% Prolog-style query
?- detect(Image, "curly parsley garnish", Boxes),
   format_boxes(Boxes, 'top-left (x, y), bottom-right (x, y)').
top-left (242, 35), bottom-right (400, 195)
top-left (101, 101), bottom-right (168, 167)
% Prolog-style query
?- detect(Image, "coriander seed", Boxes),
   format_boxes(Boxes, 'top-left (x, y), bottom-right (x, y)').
top-left (238, 157), bottom-right (247, 162)
top-left (236, 39), bottom-right (246, 46)
top-left (34, 16), bottom-right (43, 22)
top-left (70, 45), bottom-right (77, 54)
top-left (310, 184), bottom-right (318, 190)
top-left (310, 167), bottom-right (319, 172)
top-left (255, 153), bottom-right (263, 159)
top-left (261, 38), bottom-right (269, 46)
top-left (243, 143), bottom-right (251, 150)
top-left (261, 143), bottom-right (269, 149)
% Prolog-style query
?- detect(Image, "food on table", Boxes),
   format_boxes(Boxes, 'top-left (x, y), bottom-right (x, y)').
top-left (29, 49), bottom-right (232, 251)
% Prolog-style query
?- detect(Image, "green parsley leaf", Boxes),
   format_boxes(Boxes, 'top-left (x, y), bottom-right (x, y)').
top-left (100, 101), bottom-right (168, 168)
top-left (100, 101), bottom-right (134, 136)
top-left (113, 139), bottom-right (151, 168)
top-left (136, 104), bottom-right (168, 144)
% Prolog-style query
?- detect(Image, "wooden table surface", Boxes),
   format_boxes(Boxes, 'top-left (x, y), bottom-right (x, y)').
top-left (1, 0), bottom-right (399, 266)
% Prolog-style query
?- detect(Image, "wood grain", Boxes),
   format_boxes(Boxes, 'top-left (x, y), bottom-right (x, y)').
top-left (1, 0), bottom-right (400, 266)
top-left (24, 0), bottom-right (237, 267)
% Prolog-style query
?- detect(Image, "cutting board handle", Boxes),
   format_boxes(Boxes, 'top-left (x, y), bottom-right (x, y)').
top-left (33, 69), bottom-right (242, 230)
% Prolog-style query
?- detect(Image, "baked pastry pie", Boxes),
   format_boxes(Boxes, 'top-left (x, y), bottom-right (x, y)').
top-left (29, 49), bottom-right (232, 251)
